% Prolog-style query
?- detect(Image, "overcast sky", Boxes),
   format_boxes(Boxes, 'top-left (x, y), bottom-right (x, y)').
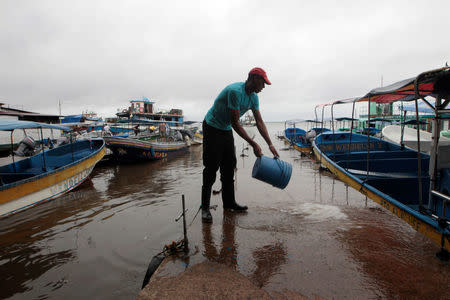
top-left (0, 0), bottom-right (449, 122)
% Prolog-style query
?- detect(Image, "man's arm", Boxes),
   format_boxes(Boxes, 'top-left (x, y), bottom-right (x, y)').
top-left (253, 109), bottom-right (280, 157)
top-left (230, 109), bottom-right (262, 157)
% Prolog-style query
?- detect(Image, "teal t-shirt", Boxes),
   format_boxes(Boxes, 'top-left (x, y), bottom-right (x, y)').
top-left (205, 82), bottom-right (259, 130)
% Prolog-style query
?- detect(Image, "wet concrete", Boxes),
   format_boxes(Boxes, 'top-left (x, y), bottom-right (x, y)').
top-left (0, 123), bottom-right (449, 299)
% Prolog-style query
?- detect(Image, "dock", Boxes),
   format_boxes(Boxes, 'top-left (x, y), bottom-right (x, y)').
top-left (137, 138), bottom-right (450, 299)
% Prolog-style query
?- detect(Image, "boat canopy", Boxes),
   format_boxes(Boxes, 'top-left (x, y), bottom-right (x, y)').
top-left (335, 117), bottom-right (358, 121)
top-left (316, 67), bottom-right (450, 108)
top-left (355, 67), bottom-right (450, 104)
top-left (0, 120), bottom-right (71, 131)
top-left (117, 118), bottom-right (182, 124)
top-left (400, 103), bottom-right (434, 113)
top-left (367, 118), bottom-right (393, 123)
top-left (284, 119), bottom-right (304, 125)
top-left (402, 119), bottom-right (428, 125)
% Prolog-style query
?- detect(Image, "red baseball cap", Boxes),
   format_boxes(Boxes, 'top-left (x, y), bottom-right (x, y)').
top-left (249, 67), bottom-right (271, 85)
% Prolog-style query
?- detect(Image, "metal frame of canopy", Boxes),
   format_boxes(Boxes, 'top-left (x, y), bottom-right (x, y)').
top-left (314, 67), bottom-right (450, 257)
top-left (0, 120), bottom-right (72, 173)
top-left (283, 119), bottom-right (304, 143)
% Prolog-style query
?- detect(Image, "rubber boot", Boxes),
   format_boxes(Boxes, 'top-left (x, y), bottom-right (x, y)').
top-left (222, 183), bottom-right (248, 211)
top-left (201, 186), bottom-right (213, 223)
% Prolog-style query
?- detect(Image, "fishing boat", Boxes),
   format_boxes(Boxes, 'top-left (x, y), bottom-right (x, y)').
top-left (104, 136), bottom-right (188, 162)
top-left (116, 97), bottom-right (184, 129)
top-left (283, 119), bottom-right (307, 150)
top-left (0, 120), bottom-right (105, 217)
top-left (284, 119), bottom-right (330, 154)
top-left (313, 67), bottom-right (450, 257)
top-left (240, 111), bottom-right (256, 126)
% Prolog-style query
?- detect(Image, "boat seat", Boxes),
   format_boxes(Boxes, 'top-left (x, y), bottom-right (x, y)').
top-left (337, 157), bottom-right (429, 173)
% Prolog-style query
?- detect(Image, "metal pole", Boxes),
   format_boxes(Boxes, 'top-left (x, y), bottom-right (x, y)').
top-left (10, 131), bottom-right (16, 173)
top-left (319, 105), bottom-right (325, 163)
top-left (314, 106), bottom-right (319, 123)
top-left (429, 96), bottom-right (441, 209)
top-left (40, 127), bottom-right (47, 172)
top-left (70, 132), bottom-right (75, 162)
top-left (182, 195), bottom-right (188, 251)
top-left (400, 102), bottom-right (406, 147)
top-left (331, 103), bottom-right (336, 161)
top-left (293, 122), bottom-right (297, 143)
top-left (366, 97), bottom-right (371, 183)
top-left (414, 78), bottom-right (423, 208)
top-left (346, 100), bottom-right (357, 170)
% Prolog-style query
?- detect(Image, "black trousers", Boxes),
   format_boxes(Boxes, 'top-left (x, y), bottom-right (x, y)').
top-left (202, 121), bottom-right (236, 203)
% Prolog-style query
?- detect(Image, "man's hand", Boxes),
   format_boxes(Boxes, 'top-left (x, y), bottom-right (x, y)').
top-left (269, 144), bottom-right (279, 158)
top-left (252, 142), bottom-right (262, 157)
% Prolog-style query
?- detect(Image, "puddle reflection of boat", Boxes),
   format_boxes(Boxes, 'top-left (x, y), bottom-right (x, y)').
top-left (0, 120), bottom-right (106, 217)
top-left (313, 67), bottom-right (450, 256)
top-left (104, 136), bottom-right (188, 163)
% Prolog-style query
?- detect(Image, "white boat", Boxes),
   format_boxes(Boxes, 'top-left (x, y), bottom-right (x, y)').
top-left (0, 120), bottom-right (105, 217)
top-left (382, 125), bottom-right (450, 153)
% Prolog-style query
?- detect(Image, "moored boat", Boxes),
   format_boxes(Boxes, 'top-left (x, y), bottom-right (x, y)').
top-left (313, 67), bottom-right (450, 256)
top-left (382, 124), bottom-right (450, 153)
top-left (283, 120), bottom-right (309, 152)
top-left (104, 136), bottom-right (188, 162)
top-left (283, 119), bottom-right (330, 154)
top-left (0, 120), bottom-right (105, 217)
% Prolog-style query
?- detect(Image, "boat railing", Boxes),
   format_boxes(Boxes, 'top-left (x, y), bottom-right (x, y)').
top-left (430, 190), bottom-right (449, 220)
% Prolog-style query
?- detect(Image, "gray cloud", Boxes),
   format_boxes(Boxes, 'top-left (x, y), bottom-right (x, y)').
top-left (1, 0), bottom-right (449, 121)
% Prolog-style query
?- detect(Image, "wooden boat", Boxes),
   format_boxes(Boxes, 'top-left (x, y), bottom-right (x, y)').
top-left (283, 120), bottom-right (308, 151)
top-left (313, 67), bottom-right (450, 256)
top-left (104, 136), bottom-right (188, 162)
top-left (0, 120), bottom-right (105, 217)
top-left (283, 119), bottom-right (330, 154)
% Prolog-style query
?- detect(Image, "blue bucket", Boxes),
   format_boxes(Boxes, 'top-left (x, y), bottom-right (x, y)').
top-left (252, 156), bottom-right (292, 189)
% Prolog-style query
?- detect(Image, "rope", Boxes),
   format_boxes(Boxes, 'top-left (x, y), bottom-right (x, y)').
top-left (158, 239), bottom-right (188, 257)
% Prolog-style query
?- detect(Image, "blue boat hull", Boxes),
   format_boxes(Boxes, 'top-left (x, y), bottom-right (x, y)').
top-left (313, 131), bottom-right (450, 251)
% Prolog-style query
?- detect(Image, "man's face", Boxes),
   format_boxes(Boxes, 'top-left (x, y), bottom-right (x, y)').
top-left (254, 76), bottom-right (266, 93)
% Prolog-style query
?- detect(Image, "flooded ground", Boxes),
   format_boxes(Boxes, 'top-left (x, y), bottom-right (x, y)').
top-left (1, 122), bottom-right (449, 299)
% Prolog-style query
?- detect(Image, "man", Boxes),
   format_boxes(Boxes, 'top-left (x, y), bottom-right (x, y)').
top-left (202, 67), bottom-right (279, 223)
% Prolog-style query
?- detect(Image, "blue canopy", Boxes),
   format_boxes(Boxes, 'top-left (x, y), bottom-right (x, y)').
top-left (61, 115), bottom-right (83, 123)
top-left (399, 104), bottom-right (434, 113)
top-left (0, 120), bottom-right (71, 131)
top-left (284, 119), bottom-right (304, 125)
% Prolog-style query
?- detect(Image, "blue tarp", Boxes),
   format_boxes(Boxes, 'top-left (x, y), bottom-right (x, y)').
top-left (399, 104), bottom-right (434, 113)
top-left (0, 120), bottom-right (70, 131)
top-left (61, 115), bottom-right (83, 123)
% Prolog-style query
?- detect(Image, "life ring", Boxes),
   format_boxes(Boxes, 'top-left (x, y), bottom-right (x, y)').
top-left (139, 107), bottom-right (145, 113)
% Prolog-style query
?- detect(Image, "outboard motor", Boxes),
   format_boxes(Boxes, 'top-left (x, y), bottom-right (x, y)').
top-left (14, 136), bottom-right (36, 157)
top-left (173, 130), bottom-right (183, 141)
top-left (305, 129), bottom-right (317, 143)
top-left (179, 129), bottom-right (194, 140)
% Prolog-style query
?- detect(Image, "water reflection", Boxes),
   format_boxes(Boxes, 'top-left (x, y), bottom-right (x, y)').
top-left (250, 242), bottom-right (287, 288)
top-left (338, 209), bottom-right (450, 299)
top-left (202, 211), bottom-right (238, 268)
top-left (104, 147), bottom-right (201, 201)
top-left (201, 211), bottom-right (287, 288)
top-left (0, 188), bottom-right (98, 299)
